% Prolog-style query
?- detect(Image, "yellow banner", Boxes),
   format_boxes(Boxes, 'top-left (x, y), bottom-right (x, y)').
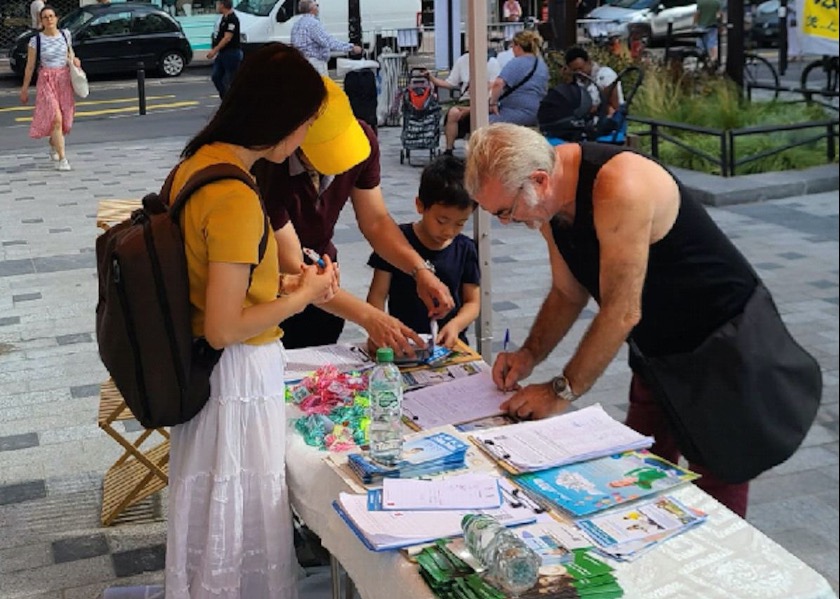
top-left (803, 0), bottom-right (839, 40)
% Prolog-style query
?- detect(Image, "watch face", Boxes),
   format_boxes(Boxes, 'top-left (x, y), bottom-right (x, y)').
top-left (552, 376), bottom-right (567, 395)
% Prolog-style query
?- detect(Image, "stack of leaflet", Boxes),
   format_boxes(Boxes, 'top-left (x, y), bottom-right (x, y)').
top-left (512, 450), bottom-right (699, 518)
top-left (347, 432), bottom-right (468, 485)
top-left (470, 404), bottom-right (653, 474)
top-left (424, 538), bottom-right (624, 599)
top-left (333, 478), bottom-right (538, 552)
top-left (576, 495), bottom-right (707, 561)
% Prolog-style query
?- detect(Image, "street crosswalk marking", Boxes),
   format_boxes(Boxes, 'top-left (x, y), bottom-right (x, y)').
top-left (0, 95), bottom-right (178, 114)
top-left (14, 100), bottom-right (199, 121)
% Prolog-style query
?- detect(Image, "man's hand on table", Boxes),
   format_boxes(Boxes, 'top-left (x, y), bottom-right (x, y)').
top-left (415, 268), bottom-right (455, 320)
top-left (363, 311), bottom-right (425, 358)
top-left (500, 382), bottom-right (572, 421)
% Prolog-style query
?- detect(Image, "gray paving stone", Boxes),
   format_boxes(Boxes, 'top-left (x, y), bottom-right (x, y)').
top-left (52, 533), bottom-right (110, 565)
top-left (0, 480), bottom-right (46, 506)
top-left (0, 432), bottom-right (40, 452)
top-left (111, 545), bottom-right (166, 578)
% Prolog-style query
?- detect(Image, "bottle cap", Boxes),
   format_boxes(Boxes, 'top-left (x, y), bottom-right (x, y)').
top-left (375, 347), bottom-right (395, 363)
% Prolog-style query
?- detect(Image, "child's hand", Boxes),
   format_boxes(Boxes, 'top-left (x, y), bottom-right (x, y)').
top-left (297, 257), bottom-right (338, 305)
top-left (437, 322), bottom-right (460, 349)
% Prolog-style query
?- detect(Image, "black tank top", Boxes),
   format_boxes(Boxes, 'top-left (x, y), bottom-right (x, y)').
top-left (551, 143), bottom-right (757, 356)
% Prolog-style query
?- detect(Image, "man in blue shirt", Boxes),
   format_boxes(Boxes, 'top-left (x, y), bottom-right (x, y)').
top-left (291, 0), bottom-right (361, 75)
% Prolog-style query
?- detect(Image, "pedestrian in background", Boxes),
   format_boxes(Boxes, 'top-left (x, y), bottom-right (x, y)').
top-left (207, 0), bottom-right (242, 99)
top-left (164, 43), bottom-right (337, 598)
top-left (291, 0), bottom-right (361, 76)
top-left (503, 0), bottom-right (523, 22)
top-left (786, 2), bottom-right (802, 62)
top-left (694, 0), bottom-right (722, 65)
top-left (19, 5), bottom-right (78, 172)
top-left (29, 0), bottom-right (44, 29)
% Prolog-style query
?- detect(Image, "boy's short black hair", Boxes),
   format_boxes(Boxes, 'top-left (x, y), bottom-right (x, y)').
top-left (418, 155), bottom-right (476, 211)
top-left (564, 46), bottom-right (590, 65)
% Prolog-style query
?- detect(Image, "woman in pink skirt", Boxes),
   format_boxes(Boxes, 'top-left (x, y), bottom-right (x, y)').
top-left (18, 5), bottom-right (79, 171)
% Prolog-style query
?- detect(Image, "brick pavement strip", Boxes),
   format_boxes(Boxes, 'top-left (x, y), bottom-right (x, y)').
top-left (0, 129), bottom-right (837, 596)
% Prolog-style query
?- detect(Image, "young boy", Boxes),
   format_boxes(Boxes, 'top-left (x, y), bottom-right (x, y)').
top-left (366, 155), bottom-right (480, 349)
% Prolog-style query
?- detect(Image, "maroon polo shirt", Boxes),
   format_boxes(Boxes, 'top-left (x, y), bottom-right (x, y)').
top-left (252, 120), bottom-right (381, 261)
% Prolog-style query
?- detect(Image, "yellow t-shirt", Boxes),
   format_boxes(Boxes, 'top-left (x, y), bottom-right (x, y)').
top-left (170, 143), bottom-right (282, 345)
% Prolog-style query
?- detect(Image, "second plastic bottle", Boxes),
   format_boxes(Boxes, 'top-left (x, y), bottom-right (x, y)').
top-left (462, 513), bottom-right (540, 596)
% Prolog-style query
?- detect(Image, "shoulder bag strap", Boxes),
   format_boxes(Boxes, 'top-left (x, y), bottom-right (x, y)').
top-left (168, 163), bottom-right (269, 288)
top-left (499, 56), bottom-right (539, 102)
top-left (35, 33), bottom-right (41, 71)
top-left (60, 29), bottom-right (74, 62)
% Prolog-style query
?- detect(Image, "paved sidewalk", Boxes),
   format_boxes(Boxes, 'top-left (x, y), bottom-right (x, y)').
top-left (0, 126), bottom-right (837, 598)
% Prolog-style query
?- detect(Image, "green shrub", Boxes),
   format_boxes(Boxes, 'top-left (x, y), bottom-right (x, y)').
top-left (629, 66), bottom-right (835, 175)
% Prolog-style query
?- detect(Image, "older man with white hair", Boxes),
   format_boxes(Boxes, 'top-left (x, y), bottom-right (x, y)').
top-left (291, 0), bottom-right (361, 75)
top-left (464, 123), bottom-right (820, 520)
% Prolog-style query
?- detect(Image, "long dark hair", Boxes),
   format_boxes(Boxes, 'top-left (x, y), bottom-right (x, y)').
top-left (182, 43), bottom-right (326, 158)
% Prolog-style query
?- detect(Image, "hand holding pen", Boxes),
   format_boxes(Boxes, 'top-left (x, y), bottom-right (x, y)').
top-left (492, 328), bottom-right (536, 392)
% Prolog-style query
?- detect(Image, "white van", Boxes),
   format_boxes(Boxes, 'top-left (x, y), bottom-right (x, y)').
top-left (235, 0), bottom-right (420, 52)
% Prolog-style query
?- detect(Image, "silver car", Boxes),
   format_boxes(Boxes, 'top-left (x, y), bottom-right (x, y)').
top-left (580, 0), bottom-right (698, 41)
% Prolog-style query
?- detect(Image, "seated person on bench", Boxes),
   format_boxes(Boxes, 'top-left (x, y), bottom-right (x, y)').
top-left (423, 51), bottom-right (500, 155)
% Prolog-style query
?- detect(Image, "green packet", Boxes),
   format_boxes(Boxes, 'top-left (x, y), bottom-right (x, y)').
top-left (565, 550), bottom-right (614, 580)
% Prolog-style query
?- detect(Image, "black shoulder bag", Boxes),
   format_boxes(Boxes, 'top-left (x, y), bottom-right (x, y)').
top-left (498, 56), bottom-right (539, 104)
top-left (627, 281), bottom-right (822, 484)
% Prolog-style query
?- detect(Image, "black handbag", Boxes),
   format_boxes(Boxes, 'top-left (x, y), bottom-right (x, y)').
top-left (628, 282), bottom-right (822, 484)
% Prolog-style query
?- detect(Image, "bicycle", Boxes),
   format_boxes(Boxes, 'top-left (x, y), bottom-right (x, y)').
top-left (800, 55), bottom-right (839, 110)
top-left (666, 27), bottom-right (779, 99)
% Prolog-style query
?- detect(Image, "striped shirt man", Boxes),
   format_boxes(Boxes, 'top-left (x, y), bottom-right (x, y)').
top-left (290, 13), bottom-right (352, 75)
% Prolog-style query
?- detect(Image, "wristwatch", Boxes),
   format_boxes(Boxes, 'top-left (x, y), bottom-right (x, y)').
top-left (550, 375), bottom-right (578, 403)
top-left (410, 260), bottom-right (436, 279)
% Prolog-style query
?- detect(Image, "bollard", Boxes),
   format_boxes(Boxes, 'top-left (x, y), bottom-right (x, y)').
top-left (137, 62), bottom-right (147, 116)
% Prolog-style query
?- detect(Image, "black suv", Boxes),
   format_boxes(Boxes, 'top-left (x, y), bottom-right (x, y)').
top-left (8, 2), bottom-right (193, 79)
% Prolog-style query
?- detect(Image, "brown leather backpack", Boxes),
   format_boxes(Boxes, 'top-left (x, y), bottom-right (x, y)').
top-left (95, 164), bottom-right (268, 429)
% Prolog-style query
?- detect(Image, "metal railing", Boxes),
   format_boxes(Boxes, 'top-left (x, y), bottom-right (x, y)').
top-left (628, 115), bottom-right (838, 177)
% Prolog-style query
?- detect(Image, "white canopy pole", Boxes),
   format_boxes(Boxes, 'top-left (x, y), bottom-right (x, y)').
top-left (467, 1), bottom-right (494, 361)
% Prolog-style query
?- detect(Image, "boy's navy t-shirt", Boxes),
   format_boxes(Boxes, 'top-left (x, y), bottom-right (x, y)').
top-left (367, 223), bottom-right (480, 343)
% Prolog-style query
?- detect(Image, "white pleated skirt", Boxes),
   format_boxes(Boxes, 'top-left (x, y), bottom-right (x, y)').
top-left (165, 341), bottom-right (299, 599)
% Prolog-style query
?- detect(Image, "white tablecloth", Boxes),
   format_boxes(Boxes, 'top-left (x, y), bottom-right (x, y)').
top-left (285, 410), bottom-right (837, 599)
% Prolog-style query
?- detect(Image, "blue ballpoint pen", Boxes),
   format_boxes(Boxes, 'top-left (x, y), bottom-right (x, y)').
top-left (503, 328), bottom-right (510, 353)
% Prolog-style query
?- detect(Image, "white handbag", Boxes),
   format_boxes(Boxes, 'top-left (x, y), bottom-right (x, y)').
top-left (62, 30), bottom-right (89, 98)
top-left (68, 60), bottom-right (89, 98)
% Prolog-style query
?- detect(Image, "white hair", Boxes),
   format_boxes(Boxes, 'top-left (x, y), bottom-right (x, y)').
top-left (298, 0), bottom-right (317, 14)
top-left (465, 124), bottom-right (556, 198)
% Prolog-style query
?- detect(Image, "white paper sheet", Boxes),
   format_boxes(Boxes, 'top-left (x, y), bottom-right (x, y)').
top-left (381, 473), bottom-right (502, 511)
top-left (283, 343), bottom-right (372, 382)
top-left (402, 370), bottom-right (510, 430)
top-left (471, 404), bottom-right (653, 472)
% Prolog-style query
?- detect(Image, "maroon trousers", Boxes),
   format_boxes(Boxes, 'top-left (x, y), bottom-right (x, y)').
top-left (625, 374), bottom-right (750, 518)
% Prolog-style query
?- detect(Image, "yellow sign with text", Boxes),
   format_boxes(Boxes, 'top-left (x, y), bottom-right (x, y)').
top-left (803, 0), bottom-right (838, 40)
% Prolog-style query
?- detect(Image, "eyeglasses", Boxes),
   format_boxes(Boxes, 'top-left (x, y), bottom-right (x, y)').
top-left (492, 184), bottom-right (524, 223)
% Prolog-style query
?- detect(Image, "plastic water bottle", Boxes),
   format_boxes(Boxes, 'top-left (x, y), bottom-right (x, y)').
top-left (462, 514), bottom-right (541, 596)
top-left (367, 347), bottom-right (404, 465)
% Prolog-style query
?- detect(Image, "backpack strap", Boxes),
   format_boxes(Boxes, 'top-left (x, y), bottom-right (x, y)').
top-left (167, 163), bottom-right (269, 286)
top-left (35, 33), bottom-right (41, 72)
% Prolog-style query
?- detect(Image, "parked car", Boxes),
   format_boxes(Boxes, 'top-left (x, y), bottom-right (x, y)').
top-left (580, 0), bottom-right (698, 42)
top-left (749, 0), bottom-right (780, 46)
top-left (8, 2), bottom-right (193, 80)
